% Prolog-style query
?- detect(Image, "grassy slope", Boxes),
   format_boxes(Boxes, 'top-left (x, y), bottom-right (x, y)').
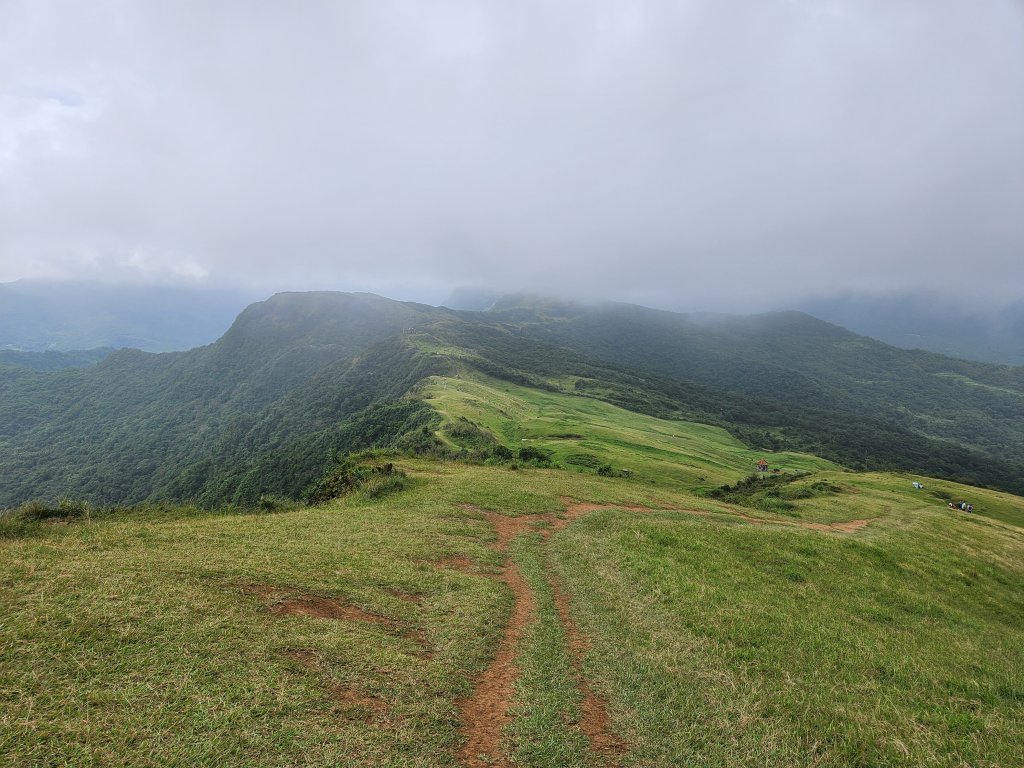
top-left (3, 382), bottom-right (1023, 767)
top-left (421, 373), bottom-right (835, 492)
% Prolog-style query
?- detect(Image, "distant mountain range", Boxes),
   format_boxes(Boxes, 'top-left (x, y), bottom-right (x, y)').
top-left (5, 280), bottom-right (1022, 367)
top-left (0, 280), bottom-right (259, 353)
top-left (2, 291), bottom-right (1022, 508)
top-left (795, 293), bottom-right (1024, 366)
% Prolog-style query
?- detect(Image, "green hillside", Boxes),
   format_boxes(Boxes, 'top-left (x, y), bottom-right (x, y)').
top-left (0, 293), bottom-right (449, 506)
top-left (2, 290), bottom-right (1023, 510)
top-left (487, 297), bottom-right (1024, 465)
top-left (3, 425), bottom-right (1022, 766)
top-left (4, 290), bottom-right (1023, 765)
top-left (422, 373), bottom-right (836, 490)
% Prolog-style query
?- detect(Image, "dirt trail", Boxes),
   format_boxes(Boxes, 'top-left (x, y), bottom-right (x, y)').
top-left (453, 496), bottom-right (872, 766)
top-left (566, 497), bottom-right (875, 534)
top-left (457, 558), bottom-right (536, 768)
top-left (456, 506), bottom-right (539, 768)
top-left (548, 574), bottom-right (626, 759)
top-left (456, 500), bottom-right (639, 767)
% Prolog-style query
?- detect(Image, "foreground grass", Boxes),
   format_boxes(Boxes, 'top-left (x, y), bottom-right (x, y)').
top-left (0, 482), bottom-right (504, 767)
top-left (550, 503), bottom-right (1024, 766)
top-left (2, 455), bottom-right (1023, 766)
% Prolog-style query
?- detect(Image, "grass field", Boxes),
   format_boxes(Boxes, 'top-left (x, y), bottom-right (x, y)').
top-left (3, 381), bottom-right (1023, 766)
top-left (421, 374), bottom-right (835, 491)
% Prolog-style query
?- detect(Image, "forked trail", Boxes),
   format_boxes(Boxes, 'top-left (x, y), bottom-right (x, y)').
top-left (453, 497), bottom-right (876, 766)
top-left (455, 499), bottom-right (637, 767)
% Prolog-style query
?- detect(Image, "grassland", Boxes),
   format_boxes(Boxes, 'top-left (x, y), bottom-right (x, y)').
top-left (421, 374), bottom-right (835, 491)
top-left (3, 379), bottom-right (1023, 766)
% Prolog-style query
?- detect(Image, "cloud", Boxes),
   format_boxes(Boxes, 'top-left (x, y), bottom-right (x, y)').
top-left (1, 0), bottom-right (1022, 309)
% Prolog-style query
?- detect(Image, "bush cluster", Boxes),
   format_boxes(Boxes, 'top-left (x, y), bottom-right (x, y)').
top-left (303, 459), bottom-right (409, 505)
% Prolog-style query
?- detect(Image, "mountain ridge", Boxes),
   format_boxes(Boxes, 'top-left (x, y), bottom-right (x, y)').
top-left (2, 290), bottom-right (1022, 507)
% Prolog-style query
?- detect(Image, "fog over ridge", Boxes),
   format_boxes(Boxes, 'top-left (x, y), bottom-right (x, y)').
top-left (1, 0), bottom-right (1022, 311)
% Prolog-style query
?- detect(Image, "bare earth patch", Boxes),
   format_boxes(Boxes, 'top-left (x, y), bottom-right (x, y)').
top-left (241, 584), bottom-right (399, 627)
top-left (241, 584), bottom-right (430, 655)
top-left (272, 596), bottom-right (397, 624)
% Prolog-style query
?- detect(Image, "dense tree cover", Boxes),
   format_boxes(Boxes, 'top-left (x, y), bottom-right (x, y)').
top-left (0, 293), bottom-right (447, 506)
top-left (1, 291), bottom-right (1022, 507)
top-left (479, 297), bottom-right (1024, 464)
top-left (0, 348), bottom-right (113, 371)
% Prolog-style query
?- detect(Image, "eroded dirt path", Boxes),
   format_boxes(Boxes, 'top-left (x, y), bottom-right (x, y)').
top-left (723, 509), bottom-right (877, 533)
top-left (452, 497), bottom-right (875, 766)
top-left (548, 574), bottom-right (626, 759)
top-left (455, 500), bottom-right (639, 767)
top-left (457, 556), bottom-right (536, 768)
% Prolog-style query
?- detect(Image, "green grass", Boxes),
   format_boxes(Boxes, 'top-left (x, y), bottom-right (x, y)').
top-left (421, 374), bottom-right (835, 492)
top-left (549, 505), bottom-right (1024, 766)
top-left (506, 534), bottom-right (591, 767)
top-left (0, 484), bottom-right (504, 767)
top-left (3, 397), bottom-right (1024, 766)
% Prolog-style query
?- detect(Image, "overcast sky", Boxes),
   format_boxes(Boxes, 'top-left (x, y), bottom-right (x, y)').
top-left (1, 0), bottom-right (1022, 310)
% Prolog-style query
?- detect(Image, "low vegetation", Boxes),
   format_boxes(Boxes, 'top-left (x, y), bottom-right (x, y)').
top-left (2, 457), bottom-right (1021, 767)
top-left (3, 292), bottom-right (1024, 766)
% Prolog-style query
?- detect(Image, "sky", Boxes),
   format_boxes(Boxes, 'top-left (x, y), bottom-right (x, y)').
top-left (1, 0), bottom-right (1022, 311)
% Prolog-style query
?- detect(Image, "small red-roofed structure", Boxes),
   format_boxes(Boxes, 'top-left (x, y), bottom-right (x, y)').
top-left (756, 459), bottom-right (769, 472)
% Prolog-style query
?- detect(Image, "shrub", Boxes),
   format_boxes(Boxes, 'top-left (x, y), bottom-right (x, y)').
top-left (304, 459), bottom-right (408, 505)
top-left (565, 453), bottom-right (603, 469)
top-left (19, 498), bottom-right (90, 521)
top-left (256, 495), bottom-right (303, 513)
top-left (443, 417), bottom-right (498, 450)
top-left (491, 444), bottom-right (514, 461)
top-left (518, 445), bottom-right (553, 465)
top-left (359, 472), bottom-right (410, 500)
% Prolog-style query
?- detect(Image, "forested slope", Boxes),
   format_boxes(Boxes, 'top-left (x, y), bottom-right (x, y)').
top-left (0, 293), bottom-right (448, 505)
top-left (487, 297), bottom-right (1024, 463)
top-left (2, 291), bottom-right (1023, 507)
